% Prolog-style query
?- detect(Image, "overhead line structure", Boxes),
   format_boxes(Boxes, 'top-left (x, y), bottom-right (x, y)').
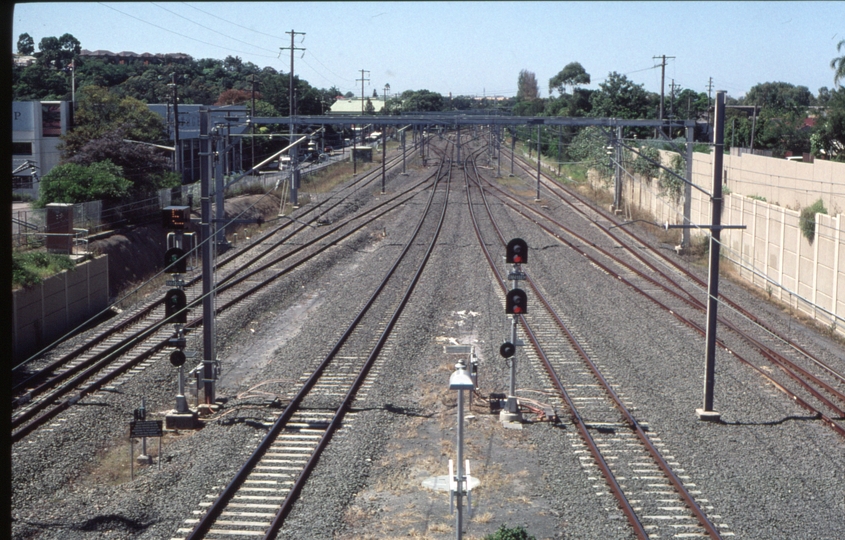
top-left (250, 115), bottom-right (695, 129)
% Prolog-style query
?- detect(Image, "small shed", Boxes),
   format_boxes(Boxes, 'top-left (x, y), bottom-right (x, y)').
top-left (353, 147), bottom-right (373, 163)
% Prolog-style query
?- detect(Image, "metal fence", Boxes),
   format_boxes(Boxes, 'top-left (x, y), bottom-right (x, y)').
top-left (12, 185), bottom-right (202, 250)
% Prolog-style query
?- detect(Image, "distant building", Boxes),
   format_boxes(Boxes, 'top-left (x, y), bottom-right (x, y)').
top-left (327, 97), bottom-right (385, 115)
top-left (12, 101), bottom-right (71, 199)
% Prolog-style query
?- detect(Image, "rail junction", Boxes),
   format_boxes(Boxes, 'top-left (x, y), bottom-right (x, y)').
top-left (11, 114), bottom-right (845, 539)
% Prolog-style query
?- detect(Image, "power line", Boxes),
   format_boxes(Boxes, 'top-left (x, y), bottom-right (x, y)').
top-left (96, 2), bottom-right (278, 60)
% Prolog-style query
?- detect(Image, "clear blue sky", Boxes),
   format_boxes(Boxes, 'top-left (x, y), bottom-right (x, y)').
top-left (12, 2), bottom-right (845, 100)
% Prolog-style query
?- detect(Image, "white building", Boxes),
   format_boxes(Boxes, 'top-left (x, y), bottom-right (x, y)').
top-left (12, 101), bottom-right (71, 199)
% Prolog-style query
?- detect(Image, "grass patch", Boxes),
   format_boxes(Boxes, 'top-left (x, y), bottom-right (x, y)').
top-left (799, 199), bottom-right (827, 243)
top-left (13, 250), bottom-right (76, 289)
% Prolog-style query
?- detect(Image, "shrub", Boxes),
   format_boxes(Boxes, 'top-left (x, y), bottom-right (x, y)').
top-left (12, 251), bottom-right (76, 288)
top-left (799, 199), bottom-right (827, 243)
top-left (484, 525), bottom-right (537, 540)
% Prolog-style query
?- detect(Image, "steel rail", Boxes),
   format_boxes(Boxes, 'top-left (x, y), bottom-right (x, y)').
top-left (184, 144), bottom-right (453, 540)
top-left (479, 162), bottom-right (845, 431)
top-left (461, 158), bottom-right (649, 539)
top-left (466, 154), bottom-right (724, 538)
top-left (479, 152), bottom-right (845, 439)
top-left (13, 161), bottom-right (432, 442)
top-left (506, 145), bottom-right (845, 388)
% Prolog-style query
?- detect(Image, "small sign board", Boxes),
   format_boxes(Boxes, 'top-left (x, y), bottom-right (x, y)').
top-left (507, 271), bottom-right (527, 282)
top-left (130, 420), bottom-right (163, 438)
top-left (166, 279), bottom-right (185, 287)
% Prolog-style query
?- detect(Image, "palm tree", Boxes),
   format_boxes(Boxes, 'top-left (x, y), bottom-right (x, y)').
top-left (832, 39), bottom-right (845, 88)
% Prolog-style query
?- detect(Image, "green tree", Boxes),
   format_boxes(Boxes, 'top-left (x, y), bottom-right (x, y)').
top-left (61, 86), bottom-right (167, 157)
top-left (832, 39), bottom-right (845, 88)
top-left (517, 69), bottom-right (540, 101)
top-left (36, 160), bottom-right (131, 207)
top-left (36, 33), bottom-right (80, 70)
top-left (742, 81), bottom-right (812, 112)
top-left (589, 72), bottom-right (651, 119)
top-left (400, 89), bottom-right (444, 112)
top-left (17, 33), bottom-right (34, 55)
top-left (548, 61), bottom-right (590, 96)
top-left (812, 87), bottom-right (845, 160)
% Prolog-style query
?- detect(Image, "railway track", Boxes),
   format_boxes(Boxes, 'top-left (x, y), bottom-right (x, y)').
top-left (174, 142), bottom-right (455, 539)
top-left (496, 142), bottom-right (845, 438)
top-left (464, 153), bottom-right (728, 539)
top-left (11, 140), bottom-right (427, 443)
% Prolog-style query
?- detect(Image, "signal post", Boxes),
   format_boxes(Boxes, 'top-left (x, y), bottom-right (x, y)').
top-left (500, 238), bottom-right (528, 425)
top-left (163, 205), bottom-right (199, 429)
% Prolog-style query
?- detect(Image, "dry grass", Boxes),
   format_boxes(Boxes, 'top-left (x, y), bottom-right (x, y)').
top-left (472, 511), bottom-right (495, 524)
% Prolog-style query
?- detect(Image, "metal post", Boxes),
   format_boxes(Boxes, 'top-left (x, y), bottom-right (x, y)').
top-left (700, 91), bottom-right (725, 421)
top-left (381, 127), bottom-right (386, 193)
top-left (613, 125), bottom-right (622, 211)
top-left (497, 128), bottom-right (501, 177)
top-left (536, 126), bottom-right (542, 201)
top-left (683, 125), bottom-right (694, 249)
top-left (401, 130), bottom-right (406, 174)
top-left (172, 73), bottom-right (181, 180)
top-left (507, 315), bottom-right (518, 413)
top-left (214, 131), bottom-right (226, 247)
top-left (557, 126), bottom-right (562, 176)
top-left (200, 109), bottom-right (216, 405)
top-left (457, 124), bottom-right (461, 165)
top-left (510, 131), bottom-right (515, 176)
top-left (139, 397), bottom-right (148, 462)
top-left (455, 385), bottom-right (465, 540)
top-left (353, 123), bottom-right (357, 175)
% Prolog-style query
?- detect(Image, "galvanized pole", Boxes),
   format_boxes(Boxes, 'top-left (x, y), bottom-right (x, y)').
top-left (510, 131), bottom-right (515, 176)
top-left (497, 128), bottom-right (501, 177)
top-left (457, 124), bottom-right (461, 165)
top-left (613, 125), bottom-right (622, 211)
top-left (214, 130), bottom-right (226, 247)
top-left (683, 125), bottom-right (694, 249)
top-left (536, 125), bottom-right (541, 201)
top-left (200, 108), bottom-right (216, 405)
top-left (381, 127), bottom-right (386, 194)
top-left (401, 130), bottom-right (406, 174)
top-left (701, 91), bottom-right (725, 420)
top-left (455, 384), bottom-right (465, 540)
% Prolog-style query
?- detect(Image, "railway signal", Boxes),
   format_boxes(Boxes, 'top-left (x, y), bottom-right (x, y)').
top-left (169, 350), bottom-right (187, 367)
top-left (506, 238), bottom-right (528, 264)
top-left (499, 342), bottom-right (516, 358)
top-left (164, 247), bottom-right (187, 274)
top-left (505, 289), bottom-right (528, 314)
top-left (164, 288), bottom-right (188, 323)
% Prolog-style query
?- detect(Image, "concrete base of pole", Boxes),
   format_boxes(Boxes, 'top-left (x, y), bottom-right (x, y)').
top-left (165, 410), bottom-right (199, 430)
top-left (534, 198), bottom-right (542, 203)
top-left (136, 454), bottom-right (152, 465)
top-left (175, 394), bottom-right (189, 414)
top-left (499, 410), bottom-right (523, 428)
top-left (695, 408), bottom-right (721, 422)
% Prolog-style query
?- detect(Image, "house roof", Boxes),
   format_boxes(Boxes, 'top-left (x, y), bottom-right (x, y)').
top-left (328, 98), bottom-right (385, 115)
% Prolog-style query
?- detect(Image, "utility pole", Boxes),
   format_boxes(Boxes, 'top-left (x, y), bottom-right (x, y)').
top-left (250, 74), bottom-right (258, 172)
top-left (169, 73), bottom-right (181, 181)
top-left (357, 69), bottom-right (370, 113)
top-left (706, 77), bottom-right (714, 110)
top-left (700, 90), bottom-right (726, 422)
top-left (281, 30), bottom-right (305, 207)
top-left (653, 55), bottom-right (675, 137)
top-left (199, 108), bottom-right (216, 405)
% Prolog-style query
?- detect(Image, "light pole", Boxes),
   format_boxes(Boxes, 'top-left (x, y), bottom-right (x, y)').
top-left (449, 359), bottom-right (475, 540)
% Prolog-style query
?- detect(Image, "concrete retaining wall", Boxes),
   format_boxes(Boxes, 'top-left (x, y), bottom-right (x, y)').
top-left (623, 152), bottom-right (844, 338)
top-left (13, 255), bottom-right (109, 362)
